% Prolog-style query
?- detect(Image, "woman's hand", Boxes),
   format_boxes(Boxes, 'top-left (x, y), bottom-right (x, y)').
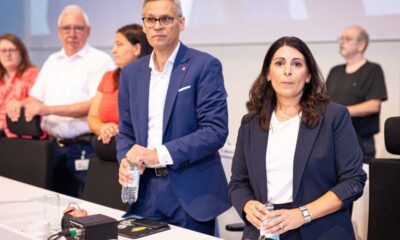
top-left (6, 100), bottom-right (23, 122)
top-left (98, 122), bottom-right (119, 144)
top-left (243, 200), bottom-right (268, 230)
top-left (263, 208), bottom-right (305, 235)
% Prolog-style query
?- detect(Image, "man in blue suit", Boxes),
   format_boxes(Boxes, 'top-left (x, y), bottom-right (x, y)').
top-left (117, 0), bottom-right (230, 235)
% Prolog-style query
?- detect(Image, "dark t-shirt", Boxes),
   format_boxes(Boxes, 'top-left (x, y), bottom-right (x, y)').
top-left (326, 61), bottom-right (387, 137)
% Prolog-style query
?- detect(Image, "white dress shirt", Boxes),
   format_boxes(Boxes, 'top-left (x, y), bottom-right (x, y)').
top-left (146, 43), bottom-right (181, 167)
top-left (266, 111), bottom-right (300, 204)
top-left (29, 44), bottom-right (114, 138)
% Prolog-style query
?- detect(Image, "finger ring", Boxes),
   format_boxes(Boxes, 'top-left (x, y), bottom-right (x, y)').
top-left (280, 223), bottom-right (284, 229)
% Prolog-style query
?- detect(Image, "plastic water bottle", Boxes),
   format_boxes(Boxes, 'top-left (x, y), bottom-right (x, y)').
top-left (121, 164), bottom-right (140, 204)
top-left (259, 202), bottom-right (280, 240)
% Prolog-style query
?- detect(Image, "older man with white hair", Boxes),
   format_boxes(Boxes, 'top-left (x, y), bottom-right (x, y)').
top-left (7, 5), bottom-right (114, 197)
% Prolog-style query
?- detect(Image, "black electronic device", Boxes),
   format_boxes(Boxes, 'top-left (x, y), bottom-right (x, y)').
top-left (118, 218), bottom-right (170, 239)
top-left (67, 214), bottom-right (117, 240)
top-left (6, 107), bottom-right (43, 138)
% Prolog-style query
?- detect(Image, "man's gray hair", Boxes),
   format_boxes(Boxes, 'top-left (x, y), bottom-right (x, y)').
top-left (142, 0), bottom-right (183, 17)
top-left (57, 5), bottom-right (90, 27)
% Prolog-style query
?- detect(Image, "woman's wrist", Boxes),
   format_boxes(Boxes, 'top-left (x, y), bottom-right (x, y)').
top-left (299, 205), bottom-right (312, 224)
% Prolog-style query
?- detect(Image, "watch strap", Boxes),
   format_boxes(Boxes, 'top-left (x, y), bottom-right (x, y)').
top-left (299, 206), bottom-right (312, 224)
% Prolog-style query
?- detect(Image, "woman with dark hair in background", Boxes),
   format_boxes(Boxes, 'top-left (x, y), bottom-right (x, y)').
top-left (88, 24), bottom-right (152, 145)
top-left (0, 33), bottom-right (39, 137)
top-left (229, 36), bottom-right (367, 240)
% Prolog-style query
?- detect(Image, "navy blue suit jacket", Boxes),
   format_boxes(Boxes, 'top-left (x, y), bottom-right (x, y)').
top-left (229, 102), bottom-right (367, 240)
top-left (117, 43), bottom-right (230, 221)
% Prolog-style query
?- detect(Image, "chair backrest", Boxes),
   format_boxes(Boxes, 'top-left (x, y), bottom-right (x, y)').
top-left (368, 159), bottom-right (400, 240)
top-left (368, 116), bottom-right (400, 240)
top-left (6, 107), bottom-right (43, 138)
top-left (81, 158), bottom-right (128, 211)
top-left (82, 137), bottom-right (126, 210)
top-left (384, 116), bottom-right (400, 154)
top-left (91, 137), bottom-right (117, 162)
top-left (0, 138), bottom-right (53, 188)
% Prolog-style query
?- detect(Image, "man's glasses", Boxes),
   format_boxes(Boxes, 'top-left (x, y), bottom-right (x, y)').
top-left (338, 36), bottom-right (360, 42)
top-left (0, 48), bottom-right (18, 55)
top-left (142, 16), bottom-right (175, 28)
top-left (60, 25), bottom-right (86, 33)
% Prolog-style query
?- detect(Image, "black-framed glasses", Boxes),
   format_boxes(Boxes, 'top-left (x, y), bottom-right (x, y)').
top-left (60, 25), bottom-right (86, 33)
top-left (142, 16), bottom-right (175, 28)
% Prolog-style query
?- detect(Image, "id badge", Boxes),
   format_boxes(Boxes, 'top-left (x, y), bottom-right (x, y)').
top-left (75, 150), bottom-right (89, 171)
top-left (75, 158), bottom-right (89, 171)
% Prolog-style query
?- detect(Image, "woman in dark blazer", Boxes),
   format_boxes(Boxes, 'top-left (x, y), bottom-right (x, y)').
top-left (229, 37), bottom-right (367, 240)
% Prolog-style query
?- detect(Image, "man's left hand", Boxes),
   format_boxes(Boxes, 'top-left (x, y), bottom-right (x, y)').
top-left (126, 144), bottom-right (160, 168)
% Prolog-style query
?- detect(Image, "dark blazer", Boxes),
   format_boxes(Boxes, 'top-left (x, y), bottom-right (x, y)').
top-left (117, 43), bottom-right (230, 221)
top-left (229, 102), bottom-right (367, 240)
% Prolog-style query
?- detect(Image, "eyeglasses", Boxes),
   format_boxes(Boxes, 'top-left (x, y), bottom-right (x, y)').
top-left (142, 16), bottom-right (175, 28)
top-left (0, 48), bottom-right (18, 55)
top-left (60, 25), bottom-right (86, 33)
top-left (338, 36), bottom-right (360, 42)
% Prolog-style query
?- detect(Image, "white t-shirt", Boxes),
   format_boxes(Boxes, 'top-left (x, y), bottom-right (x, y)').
top-left (266, 111), bottom-right (300, 203)
top-left (30, 44), bottom-right (114, 138)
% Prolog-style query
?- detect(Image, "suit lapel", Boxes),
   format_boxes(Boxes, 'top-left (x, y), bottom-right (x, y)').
top-left (137, 63), bottom-right (151, 146)
top-left (163, 44), bottom-right (190, 134)
top-left (251, 118), bottom-right (269, 203)
top-left (292, 117), bottom-right (323, 201)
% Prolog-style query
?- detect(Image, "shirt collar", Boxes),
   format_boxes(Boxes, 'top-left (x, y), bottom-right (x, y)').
top-left (57, 43), bottom-right (90, 60)
top-left (149, 42), bottom-right (181, 72)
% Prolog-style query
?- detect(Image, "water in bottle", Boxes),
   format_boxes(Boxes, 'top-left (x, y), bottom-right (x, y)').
top-left (259, 202), bottom-right (280, 240)
top-left (121, 164), bottom-right (140, 204)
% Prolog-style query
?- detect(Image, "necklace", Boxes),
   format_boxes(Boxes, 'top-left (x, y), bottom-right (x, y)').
top-left (278, 110), bottom-right (292, 120)
top-left (276, 105), bottom-right (300, 120)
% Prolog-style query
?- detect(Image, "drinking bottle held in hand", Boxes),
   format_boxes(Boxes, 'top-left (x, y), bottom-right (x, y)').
top-left (259, 202), bottom-right (280, 240)
top-left (121, 164), bottom-right (140, 204)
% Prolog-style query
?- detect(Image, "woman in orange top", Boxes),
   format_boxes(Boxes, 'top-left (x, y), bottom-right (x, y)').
top-left (0, 34), bottom-right (39, 137)
top-left (88, 24), bottom-right (152, 144)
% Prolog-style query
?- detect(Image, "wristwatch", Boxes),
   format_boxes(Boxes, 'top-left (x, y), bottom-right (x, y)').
top-left (299, 206), bottom-right (312, 224)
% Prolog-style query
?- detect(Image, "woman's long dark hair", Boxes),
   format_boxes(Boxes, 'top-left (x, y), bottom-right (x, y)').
top-left (0, 33), bottom-right (35, 81)
top-left (247, 36), bottom-right (328, 130)
top-left (113, 24), bottom-right (153, 89)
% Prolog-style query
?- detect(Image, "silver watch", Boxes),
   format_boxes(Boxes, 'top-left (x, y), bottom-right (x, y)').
top-left (299, 206), bottom-right (312, 224)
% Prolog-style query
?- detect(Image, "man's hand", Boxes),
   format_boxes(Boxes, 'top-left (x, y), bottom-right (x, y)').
top-left (98, 123), bottom-right (119, 144)
top-left (24, 101), bottom-right (46, 121)
top-left (125, 144), bottom-right (159, 168)
top-left (119, 158), bottom-right (134, 187)
top-left (6, 100), bottom-right (23, 122)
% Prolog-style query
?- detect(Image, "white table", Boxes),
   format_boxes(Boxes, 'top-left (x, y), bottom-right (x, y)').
top-left (0, 176), bottom-right (221, 240)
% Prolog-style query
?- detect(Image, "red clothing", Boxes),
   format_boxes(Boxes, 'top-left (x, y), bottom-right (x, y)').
top-left (0, 67), bottom-right (39, 137)
top-left (98, 71), bottom-right (119, 124)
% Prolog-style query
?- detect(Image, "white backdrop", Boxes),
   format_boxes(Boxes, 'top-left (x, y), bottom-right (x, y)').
top-left (12, 0), bottom-right (400, 48)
